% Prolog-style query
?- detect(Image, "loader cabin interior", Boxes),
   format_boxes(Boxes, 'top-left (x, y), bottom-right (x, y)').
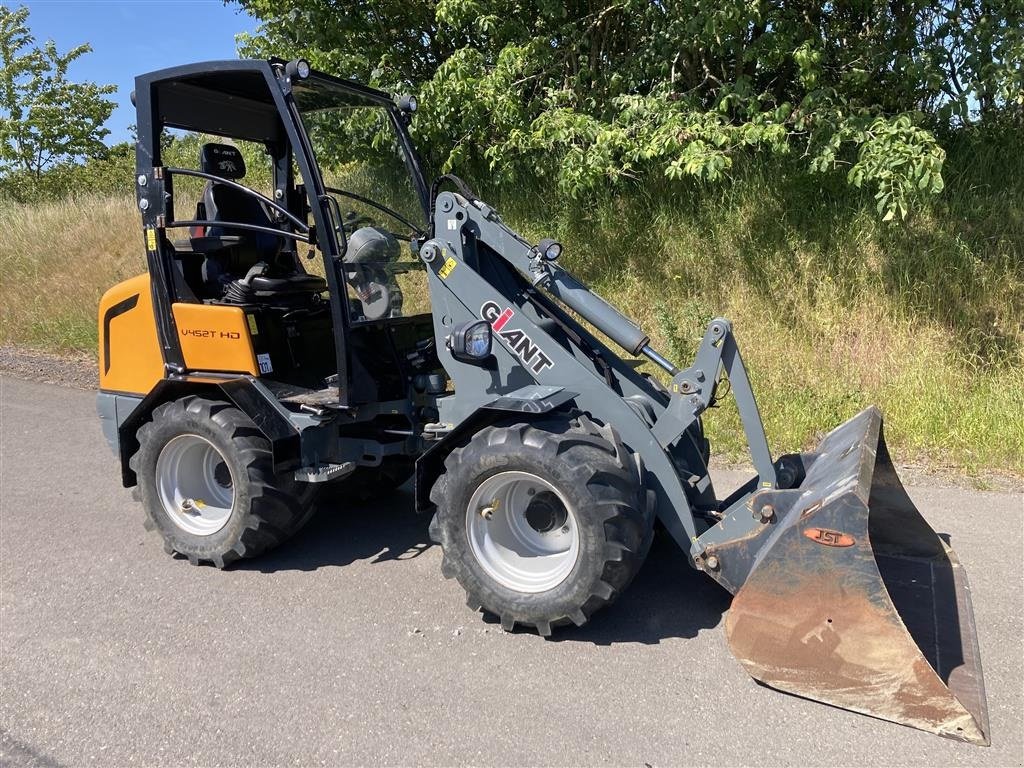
top-left (135, 60), bottom-right (439, 407)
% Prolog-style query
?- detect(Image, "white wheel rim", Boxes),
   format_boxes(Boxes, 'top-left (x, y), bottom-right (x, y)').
top-left (466, 471), bottom-right (579, 593)
top-left (155, 434), bottom-right (234, 536)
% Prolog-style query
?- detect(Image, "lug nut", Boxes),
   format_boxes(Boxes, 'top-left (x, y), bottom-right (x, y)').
top-left (479, 498), bottom-right (499, 520)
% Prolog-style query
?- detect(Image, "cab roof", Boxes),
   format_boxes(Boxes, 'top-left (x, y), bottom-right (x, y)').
top-left (134, 58), bottom-right (396, 144)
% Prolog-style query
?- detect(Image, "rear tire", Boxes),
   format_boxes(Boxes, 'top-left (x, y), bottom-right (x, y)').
top-left (430, 415), bottom-right (654, 636)
top-left (130, 396), bottom-right (316, 568)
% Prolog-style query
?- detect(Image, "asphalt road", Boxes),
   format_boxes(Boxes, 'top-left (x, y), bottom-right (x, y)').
top-left (1, 375), bottom-right (1022, 767)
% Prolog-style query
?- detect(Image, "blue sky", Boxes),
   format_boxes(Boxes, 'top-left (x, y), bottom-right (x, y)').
top-left (23, 0), bottom-right (258, 143)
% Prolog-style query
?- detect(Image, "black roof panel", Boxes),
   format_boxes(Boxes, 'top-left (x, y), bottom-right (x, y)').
top-left (135, 59), bottom-right (397, 143)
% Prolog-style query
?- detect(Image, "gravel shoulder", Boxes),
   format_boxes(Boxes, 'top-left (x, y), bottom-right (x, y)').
top-left (0, 345), bottom-right (96, 390)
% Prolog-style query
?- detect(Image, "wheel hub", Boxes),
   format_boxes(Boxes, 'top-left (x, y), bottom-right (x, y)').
top-left (523, 491), bottom-right (568, 534)
top-left (213, 461), bottom-right (232, 489)
top-left (155, 435), bottom-right (235, 536)
top-left (466, 471), bottom-right (579, 593)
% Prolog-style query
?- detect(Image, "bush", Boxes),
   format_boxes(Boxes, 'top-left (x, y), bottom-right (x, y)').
top-left (1, 121), bottom-right (1019, 475)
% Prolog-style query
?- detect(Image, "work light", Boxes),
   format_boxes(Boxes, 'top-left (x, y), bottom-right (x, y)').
top-left (536, 238), bottom-right (562, 261)
top-left (449, 320), bottom-right (492, 362)
top-left (286, 59), bottom-right (311, 81)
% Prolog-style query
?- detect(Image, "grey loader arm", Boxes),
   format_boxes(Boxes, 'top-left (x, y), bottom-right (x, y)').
top-left (421, 190), bottom-right (788, 562)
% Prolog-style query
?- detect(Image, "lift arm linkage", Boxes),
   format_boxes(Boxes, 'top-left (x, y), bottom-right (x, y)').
top-left (652, 319), bottom-right (777, 490)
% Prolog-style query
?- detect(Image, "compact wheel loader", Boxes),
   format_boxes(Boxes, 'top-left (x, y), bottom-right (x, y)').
top-left (98, 58), bottom-right (989, 745)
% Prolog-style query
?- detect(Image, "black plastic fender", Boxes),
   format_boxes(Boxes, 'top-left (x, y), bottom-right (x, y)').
top-left (413, 386), bottom-right (577, 514)
top-left (116, 374), bottom-right (301, 487)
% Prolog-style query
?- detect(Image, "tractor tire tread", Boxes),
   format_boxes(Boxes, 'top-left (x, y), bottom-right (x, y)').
top-left (431, 413), bottom-right (654, 636)
top-left (129, 396), bottom-right (317, 567)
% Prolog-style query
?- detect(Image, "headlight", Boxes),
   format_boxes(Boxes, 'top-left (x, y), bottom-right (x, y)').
top-left (449, 320), bottom-right (492, 362)
top-left (465, 322), bottom-right (491, 357)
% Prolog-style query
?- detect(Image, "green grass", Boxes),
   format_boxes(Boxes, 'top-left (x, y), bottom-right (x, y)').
top-left (0, 194), bottom-right (142, 351)
top-left (485, 138), bottom-right (1024, 475)
top-left (1, 135), bottom-right (1021, 474)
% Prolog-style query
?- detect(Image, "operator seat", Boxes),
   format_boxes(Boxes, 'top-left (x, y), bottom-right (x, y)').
top-left (194, 143), bottom-right (326, 299)
top-left (198, 143), bottom-right (280, 282)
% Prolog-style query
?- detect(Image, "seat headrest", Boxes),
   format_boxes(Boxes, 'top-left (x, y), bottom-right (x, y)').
top-left (200, 143), bottom-right (246, 180)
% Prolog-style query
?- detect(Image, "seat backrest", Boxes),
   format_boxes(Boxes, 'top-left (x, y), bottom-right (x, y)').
top-left (197, 143), bottom-right (281, 282)
top-left (200, 142), bottom-right (246, 181)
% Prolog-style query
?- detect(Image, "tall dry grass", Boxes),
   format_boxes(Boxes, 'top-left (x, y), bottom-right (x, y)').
top-left (1, 141), bottom-right (1020, 474)
top-left (0, 195), bottom-right (144, 351)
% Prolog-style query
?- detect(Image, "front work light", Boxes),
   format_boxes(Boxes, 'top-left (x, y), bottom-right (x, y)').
top-left (449, 320), bottom-right (492, 362)
top-left (397, 94), bottom-right (418, 113)
top-left (286, 59), bottom-right (311, 81)
top-left (536, 238), bottom-right (562, 261)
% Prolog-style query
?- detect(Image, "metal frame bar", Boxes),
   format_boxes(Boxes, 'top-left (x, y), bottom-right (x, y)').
top-left (165, 167), bottom-right (309, 232)
top-left (134, 82), bottom-right (186, 373)
top-left (653, 320), bottom-right (777, 489)
top-left (324, 186), bottom-right (424, 235)
top-left (166, 220), bottom-right (310, 243)
top-left (274, 67), bottom-right (353, 408)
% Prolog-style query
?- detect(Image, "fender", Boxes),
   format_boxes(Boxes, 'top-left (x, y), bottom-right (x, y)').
top-left (115, 374), bottom-right (301, 487)
top-left (413, 385), bottom-right (577, 514)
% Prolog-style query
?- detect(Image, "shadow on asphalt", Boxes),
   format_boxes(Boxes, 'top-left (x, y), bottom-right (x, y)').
top-left (240, 487), bottom-right (730, 645)
top-left (237, 487), bottom-right (431, 573)
top-left (548, 532), bottom-right (730, 646)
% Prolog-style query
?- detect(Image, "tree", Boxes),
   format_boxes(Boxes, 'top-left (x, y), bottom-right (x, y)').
top-left (0, 5), bottom-right (116, 182)
top-left (235, 0), bottom-right (1022, 219)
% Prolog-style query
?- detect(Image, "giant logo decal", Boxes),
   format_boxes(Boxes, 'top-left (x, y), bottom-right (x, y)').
top-left (480, 301), bottom-right (554, 374)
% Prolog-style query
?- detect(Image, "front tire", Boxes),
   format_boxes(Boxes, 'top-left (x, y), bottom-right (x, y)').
top-left (131, 396), bottom-right (316, 568)
top-left (430, 415), bottom-right (653, 636)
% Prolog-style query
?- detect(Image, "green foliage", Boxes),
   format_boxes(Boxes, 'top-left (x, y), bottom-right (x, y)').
top-left (236, 0), bottom-right (1022, 220)
top-left (0, 5), bottom-right (116, 199)
top-left (653, 298), bottom-right (712, 364)
top-left (0, 129), bottom-right (279, 204)
top-left (3, 129), bottom-right (1021, 473)
top-left (1, 140), bottom-right (135, 200)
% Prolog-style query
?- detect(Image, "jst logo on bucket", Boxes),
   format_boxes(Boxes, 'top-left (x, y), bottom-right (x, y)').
top-left (481, 301), bottom-right (554, 374)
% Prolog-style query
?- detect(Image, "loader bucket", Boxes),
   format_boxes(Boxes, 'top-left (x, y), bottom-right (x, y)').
top-left (724, 407), bottom-right (990, 745)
